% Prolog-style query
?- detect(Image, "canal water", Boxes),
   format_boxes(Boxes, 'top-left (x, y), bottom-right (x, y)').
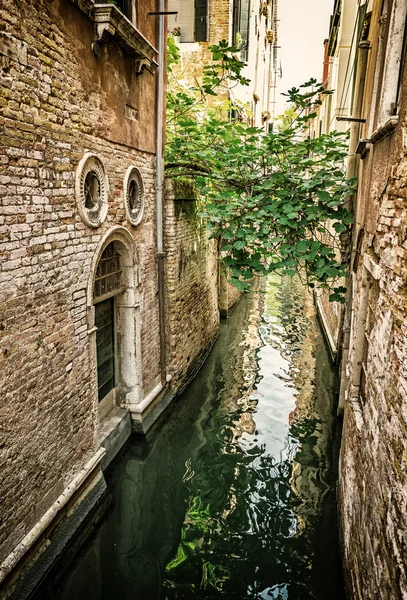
top-left (32, 276), bottom-right (344, 600)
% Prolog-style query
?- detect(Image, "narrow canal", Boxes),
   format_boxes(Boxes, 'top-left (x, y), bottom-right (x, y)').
top-left (32, 276), bottom-right (344, 600)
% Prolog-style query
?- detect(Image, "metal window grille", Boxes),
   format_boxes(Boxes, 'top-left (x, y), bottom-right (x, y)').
top-left (94, 243), bottom-right (122, 302)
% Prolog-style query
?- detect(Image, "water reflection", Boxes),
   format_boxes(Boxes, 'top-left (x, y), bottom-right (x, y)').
top-left (32, 276), bottom-right (343, 600)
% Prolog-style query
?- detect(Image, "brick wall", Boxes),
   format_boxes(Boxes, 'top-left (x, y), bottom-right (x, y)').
top-left (209, 0), bottom-right (231, 44)
top-left (0, 0), bottom-right (161, 567)
top-left (339, 17), bottom-right (407, 598)
top-left (164, 181), bottom-right (220, 391)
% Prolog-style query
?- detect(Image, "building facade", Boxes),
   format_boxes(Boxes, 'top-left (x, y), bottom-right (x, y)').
top-left (167, 0), bottom-right (279, 131)
top-left (337, 0), bottom-right (407, 597)
top-left (0, 0), bottom-right (162, 595)
top-left (309, 0), bottom-right (359, 361)
top-left (312, 0), bottom-right (407, 597)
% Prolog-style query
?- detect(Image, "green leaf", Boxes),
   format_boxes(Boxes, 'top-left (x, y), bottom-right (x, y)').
top-left (166, 52), bottom-right (355, 297)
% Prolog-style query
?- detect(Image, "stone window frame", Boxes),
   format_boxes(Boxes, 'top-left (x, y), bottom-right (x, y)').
top-left (123, 166), bottom-right (145, 227)
top-left (368, 0), bottom-right (407, 143)
top-left (75, 153), bottom-right (109, 228)
top-left (87, 227), bottom-right (142, 421)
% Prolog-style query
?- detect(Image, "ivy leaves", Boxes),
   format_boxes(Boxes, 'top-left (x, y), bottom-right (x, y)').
top-left (165, 43), bottom-right (356, 302)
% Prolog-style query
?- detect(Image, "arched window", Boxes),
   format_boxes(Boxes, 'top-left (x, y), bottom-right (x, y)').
top-left (94, 243), bottom-right (123, 301)
top-left (88, 229), bottom-right (141, 421)
top-left (94, 243), bottom-right (124, 409)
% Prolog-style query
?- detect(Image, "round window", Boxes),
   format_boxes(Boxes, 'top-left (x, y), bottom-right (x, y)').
top-left (75, 153), bottom-right (109, 227)
top-left (124, 167), bottom-right (144, 226)
top-left (84, 171), bottom-right (100, 210)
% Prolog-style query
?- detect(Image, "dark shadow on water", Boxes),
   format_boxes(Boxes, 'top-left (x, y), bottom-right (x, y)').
top-left (31, 276), bottom-right (345, 600)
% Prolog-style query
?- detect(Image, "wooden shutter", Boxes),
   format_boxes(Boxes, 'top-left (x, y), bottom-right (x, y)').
top-left (195, 0), bottom-right (208, 42)
top-left (232, 0), bottom-right (251, 59)
top-left (240, 0), bottom-right (250, 60)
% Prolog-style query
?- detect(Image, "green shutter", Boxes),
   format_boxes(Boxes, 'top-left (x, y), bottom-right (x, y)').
top-left (195, 0), bottom-right (208, 42)
top-left (240, 0), bottom-right (250, 60)
top-left (232, 0), bottom-right (251, 60)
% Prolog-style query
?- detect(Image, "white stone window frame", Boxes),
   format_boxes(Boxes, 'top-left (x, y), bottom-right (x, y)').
top-left (123, 166), bottom-right (145, 227)
top-left (368, 0), bottom-right (407, 143)
top-left (75, 152), bottom-right (109, 228)
top-left (87, 226), bottom-right (142, 420)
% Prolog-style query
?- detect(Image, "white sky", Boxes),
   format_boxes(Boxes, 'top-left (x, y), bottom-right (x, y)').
top-left (275, 0), bottom-right (333, 116)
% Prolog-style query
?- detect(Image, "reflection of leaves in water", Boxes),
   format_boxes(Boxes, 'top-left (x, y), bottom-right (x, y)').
top-left (30, 277), bottom-right (340, 600)
top-left (164, 276), bottom-right (336, 599)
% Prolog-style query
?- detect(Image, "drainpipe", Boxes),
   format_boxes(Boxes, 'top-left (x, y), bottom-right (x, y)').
top-left (266, 38), bottom-right (273, 130)
top-left (337, 39), bottom-right (371, 414)
top-left (156, 0), bottom-right (167, 387)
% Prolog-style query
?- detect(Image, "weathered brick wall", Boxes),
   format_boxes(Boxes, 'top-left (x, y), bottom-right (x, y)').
top-left (339, 31), bottom-right (407, 599)
top-left (209, 0), bottom-right (231, 44)
top-left (219, 271), bottom-right (241, 316)
top-left (0, 0), bottom-right (161, 566)
top-left (164, 182), bottom-right (220, 391)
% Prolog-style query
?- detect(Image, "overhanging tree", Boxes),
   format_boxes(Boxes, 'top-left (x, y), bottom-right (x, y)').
top-left (165, 39), bottom-right (355, 302)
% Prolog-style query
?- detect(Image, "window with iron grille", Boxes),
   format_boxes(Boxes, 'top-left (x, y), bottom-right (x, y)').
top-left (94, 243), bottom-right (123, 302)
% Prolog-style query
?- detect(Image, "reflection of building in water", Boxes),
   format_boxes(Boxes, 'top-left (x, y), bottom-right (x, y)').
top-left (262, 275), bottom-right (336, 534)
top-left (233, 412), bottom-right (256, 442)
top-left (216, 284), bottom-right (264, 444)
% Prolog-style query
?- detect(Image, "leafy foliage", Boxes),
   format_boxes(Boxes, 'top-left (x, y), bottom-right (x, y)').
top-left (165, 41), bottom-right (356, 302)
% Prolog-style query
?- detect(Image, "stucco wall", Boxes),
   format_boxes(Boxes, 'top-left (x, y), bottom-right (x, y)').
top-left (0, 0), bottom-right (161, 572)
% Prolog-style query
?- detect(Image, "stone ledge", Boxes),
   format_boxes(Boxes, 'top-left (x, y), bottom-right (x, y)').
top-left (370, 115), bottom-right (399, 145)
top-left (128, 377), bottom-right (173, 435)
top-left (315, 295), bottom-right (338, 361)
top-left (68, 0), bottom-right (158, 72)
top-left (98, 407), bottom-right (132, 470)
top-left (1, 454), bottom-right (106, 600)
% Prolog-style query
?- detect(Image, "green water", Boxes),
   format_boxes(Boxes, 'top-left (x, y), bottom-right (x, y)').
top-left (33, 276), bottom-right (344, 600)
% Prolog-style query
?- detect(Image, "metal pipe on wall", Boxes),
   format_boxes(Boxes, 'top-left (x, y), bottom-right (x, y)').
top-left (155, 0), bottom-right (167, 386)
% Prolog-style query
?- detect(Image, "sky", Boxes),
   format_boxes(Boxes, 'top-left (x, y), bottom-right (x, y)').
top-left (275, 0), bottom-right (333, 116)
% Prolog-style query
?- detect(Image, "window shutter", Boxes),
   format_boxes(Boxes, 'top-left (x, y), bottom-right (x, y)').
top-left (232, 0), bottom-right (251, 60)
top-left (195, 0), bottom-right (208, 42)
top-left (240, 0), bottom-right (250, 60)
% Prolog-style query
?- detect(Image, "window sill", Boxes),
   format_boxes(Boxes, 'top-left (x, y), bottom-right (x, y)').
top-left (370, 115), bottom-right (399, 145)
top-left (69, 0), bottom-right (158, 73)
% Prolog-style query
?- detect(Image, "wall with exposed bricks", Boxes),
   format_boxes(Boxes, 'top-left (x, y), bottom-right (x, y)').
top-left (0, 0), bottom-right (161, 571)
top-left (164, 182), bottom-right (220, 392)
top-left (338, 6), bottom-right (407, 596)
